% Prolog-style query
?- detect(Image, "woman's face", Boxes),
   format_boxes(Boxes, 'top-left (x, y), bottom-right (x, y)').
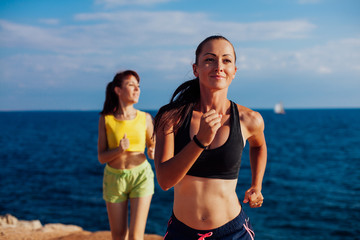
top-left (193, 39), bottom-right (237, 91)
top-left (115, 75), bottom-right (140, 104)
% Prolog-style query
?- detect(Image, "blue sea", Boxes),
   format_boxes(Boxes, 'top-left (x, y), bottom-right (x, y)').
top-left (1, 109), bottom-right (359, 239)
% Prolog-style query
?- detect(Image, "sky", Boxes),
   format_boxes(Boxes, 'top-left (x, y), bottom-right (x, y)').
top-left (0, 0), bottom-right (359, 111)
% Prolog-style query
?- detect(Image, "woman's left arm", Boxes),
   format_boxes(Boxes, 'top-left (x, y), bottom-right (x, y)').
top-left (145, 112), bottom-right (155, 159)
top-left (243, 111), bottom-right (267, 208)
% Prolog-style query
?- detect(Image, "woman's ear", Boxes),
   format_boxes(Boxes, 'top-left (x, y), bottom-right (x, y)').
top-left (233, 66), bottom-right (238, 79)
top-left (114, 86), bottom-right (121, 96)
top-left (192, 64), bottom-right (199, 77)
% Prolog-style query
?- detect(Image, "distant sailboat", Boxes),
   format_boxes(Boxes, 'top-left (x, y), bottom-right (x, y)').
top-left (274, 102), bottom-right (285, 114)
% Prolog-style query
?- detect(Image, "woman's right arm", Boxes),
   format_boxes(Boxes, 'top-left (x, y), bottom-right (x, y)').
top-left (154, 110), bottom-right (222, 191)
top-left (154, 124), bottom-right (203, 191)
top-left (97, 115), bottom-right (127, 164)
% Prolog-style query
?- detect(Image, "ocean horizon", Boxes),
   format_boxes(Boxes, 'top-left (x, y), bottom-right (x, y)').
top-left (1, 106), bottom-right (360, 112)
top-left (1, 108), bottom-right (359, 239)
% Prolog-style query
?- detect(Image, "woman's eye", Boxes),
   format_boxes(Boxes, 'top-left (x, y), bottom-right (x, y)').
top-left (205, 58), bottom-right (214, 62)
top-left (224, 59), bottom-right (232, 63)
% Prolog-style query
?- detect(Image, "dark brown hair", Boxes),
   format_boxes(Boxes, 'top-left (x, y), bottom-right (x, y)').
top-left (154, 35), bottom-right (236, 134)
top-left (100, 70), bottom-right (140, 115)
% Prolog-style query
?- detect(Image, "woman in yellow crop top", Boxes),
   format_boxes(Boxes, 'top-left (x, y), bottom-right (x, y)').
top-left (98, 70), bottom-right (155, 240)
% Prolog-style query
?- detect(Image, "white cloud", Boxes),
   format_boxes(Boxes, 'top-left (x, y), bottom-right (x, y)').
top-left (1, 11), bottom-right (316, 59)
top-left (95, 0), bottom-right (173, 8)
top-left (0, 20), bottom-right (115, 54)
top-left (38, 18), bottom-right (60, 25)
top-left (226, 20), bottom-right (316, 41)
top-left (75, 11), bottom-right (316, 43)
top-left (298, 0), bottom-right (322, 4)
top-left (317, 66), bottom-right (332, 74)
top-left (237, 37), bottom-right (360, 79)
top-left (0, 9), bottom-right (358, 98)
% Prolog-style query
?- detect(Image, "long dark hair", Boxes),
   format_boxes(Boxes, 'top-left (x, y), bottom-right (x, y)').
top-left (100, 70), bottom-right (140, 115)
top-left (154, 35), bottom-right (236, 134)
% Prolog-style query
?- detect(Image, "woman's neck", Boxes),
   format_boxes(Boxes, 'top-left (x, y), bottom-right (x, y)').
top-left (116, 104), bottom-right (137, 119)
top-left (199, 90), bottom-right (229, 115)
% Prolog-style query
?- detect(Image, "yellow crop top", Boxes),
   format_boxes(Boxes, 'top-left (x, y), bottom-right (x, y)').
top-left (105, 111), bottom-right (147, 152)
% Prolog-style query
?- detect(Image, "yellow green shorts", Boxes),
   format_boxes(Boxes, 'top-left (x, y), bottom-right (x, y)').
top-left (103, 160), bottom-right (154, 203)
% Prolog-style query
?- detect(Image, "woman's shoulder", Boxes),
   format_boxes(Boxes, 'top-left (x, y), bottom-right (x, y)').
top-left (99, 113), bottom-right (108, 121)
top-left (137, 110), bottom-right (153, 120)
top-left (101, 113), bottom-right (115, 121)
top-left (136, 109), bottom-right (152, 116)
top-left (234, 103), bottom-right (264, 133)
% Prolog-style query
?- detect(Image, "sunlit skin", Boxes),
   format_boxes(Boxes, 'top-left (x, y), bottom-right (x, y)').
top-left (116, 76), bottom-right (141, 107)
top-left (155, 39), bottom-right (267, 230)
top-left (194, 39), bottom-right (237, 95)
top-left (98, 74), bottom-right (155, 240)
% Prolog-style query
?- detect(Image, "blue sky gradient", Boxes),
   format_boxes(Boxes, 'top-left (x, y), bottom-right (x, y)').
top-left (1, 0), bottom-right (359, 110)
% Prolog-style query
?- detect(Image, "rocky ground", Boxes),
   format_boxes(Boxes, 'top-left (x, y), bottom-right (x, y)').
top-left (0, 214), bottom-right (163, 240)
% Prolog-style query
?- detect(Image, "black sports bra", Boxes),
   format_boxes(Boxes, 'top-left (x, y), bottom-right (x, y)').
top-left (174, 101), bottom-right (244, 179)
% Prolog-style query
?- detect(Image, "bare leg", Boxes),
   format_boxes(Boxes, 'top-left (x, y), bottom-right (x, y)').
top-left (106, 201), bottom-right (129, 240)
top-left (128, 195), bottom-right (153, 240)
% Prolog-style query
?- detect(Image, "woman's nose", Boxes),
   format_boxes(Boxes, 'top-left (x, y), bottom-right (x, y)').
top-left (214, 60), bottom-right (224, 72)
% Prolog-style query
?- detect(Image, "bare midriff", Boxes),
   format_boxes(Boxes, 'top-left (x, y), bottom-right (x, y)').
top-left (107, 151), bottom-right (147, 169)
top-left (173, 175), bottom-right (241, 230)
